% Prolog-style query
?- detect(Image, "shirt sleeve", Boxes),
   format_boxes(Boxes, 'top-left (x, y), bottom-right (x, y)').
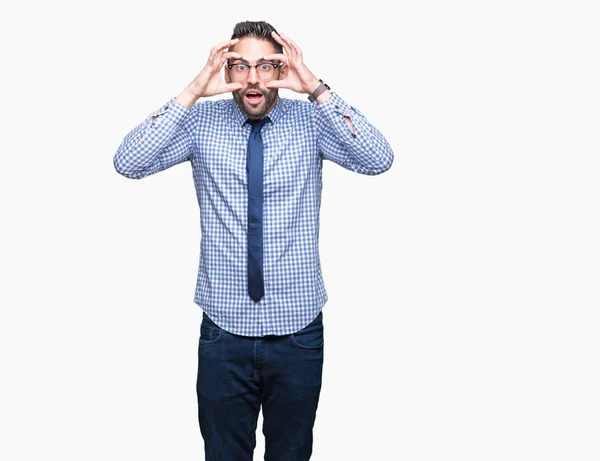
top-left (313, 92), bottom-right (394, 175)
top-left (113, 97), bottom-right (199, 179)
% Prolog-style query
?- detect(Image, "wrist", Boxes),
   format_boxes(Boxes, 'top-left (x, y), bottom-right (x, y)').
top-left (175, 87), bottom-right (202, 109)
top-left (306, 79), bottom-right (321, 95)
top-left (307, 79), bottom-right (331, 103)
top-left (315, 89), bottom-right (331, 104)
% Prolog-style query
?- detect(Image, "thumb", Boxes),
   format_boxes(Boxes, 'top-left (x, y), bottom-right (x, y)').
top-left (225, 82), bottom-right (243, 92)
top-left (265, 80), bottom-right (286, 89)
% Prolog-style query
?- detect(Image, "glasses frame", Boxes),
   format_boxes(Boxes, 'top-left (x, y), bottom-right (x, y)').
top-left (225, 61), bottom-right (284, 80)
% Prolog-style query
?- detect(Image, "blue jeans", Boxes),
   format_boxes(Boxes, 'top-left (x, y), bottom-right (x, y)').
top-left (196, 310), bottom-right (325, 461)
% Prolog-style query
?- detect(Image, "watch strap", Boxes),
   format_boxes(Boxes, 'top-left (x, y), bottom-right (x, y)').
top-left (308, 79), bottom-right (330, 103)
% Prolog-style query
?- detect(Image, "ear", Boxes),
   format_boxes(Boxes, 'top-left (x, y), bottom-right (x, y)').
top-left (278, 64), bottom-right (289, 80)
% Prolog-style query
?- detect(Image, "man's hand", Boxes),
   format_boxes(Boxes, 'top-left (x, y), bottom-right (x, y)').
top-left (263, 32), bottom-right (322, 95)
top-left (175, 38), bottom-right (244, 107)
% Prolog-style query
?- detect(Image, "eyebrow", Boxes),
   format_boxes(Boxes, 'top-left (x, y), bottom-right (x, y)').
top-left (232, 58), bottom-right (275, 64)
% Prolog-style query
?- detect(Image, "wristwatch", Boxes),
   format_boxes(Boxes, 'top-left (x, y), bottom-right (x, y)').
top-left (307, 79), bottom-right (331, 103)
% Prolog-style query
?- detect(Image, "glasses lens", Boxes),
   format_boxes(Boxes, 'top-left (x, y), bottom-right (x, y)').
top-left (257, 63), bottom-right (275, 79)
top-left (231, 64), bottom-right (248, 81)
top-left (230, 63), bottom-right (276, 80)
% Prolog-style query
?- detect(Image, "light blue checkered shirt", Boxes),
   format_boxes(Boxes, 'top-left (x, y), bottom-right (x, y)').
top-left (114, 91), bottom-right (394, 336)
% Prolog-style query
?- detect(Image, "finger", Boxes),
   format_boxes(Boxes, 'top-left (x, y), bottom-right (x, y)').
top-left (278, 33), bottom-right (300, 55)
top-left (215, 37), bottom-right (239, 51)
top-left (261, 53), bottom-right (288, 64)
top-left (220, 51), bottom-right (242, 64)
top-left (271, 31), bottom-right (295, 59)
top-left (275, 32), bottom-right (294, 51)
top-left (265, 79), bottom-right (287, 89)
top-left (210, 38), bottom-right (239, 64)
top-left (271, 30), bottom-right (284, 46)
top-left (224, 82), bottom-right (243, 92)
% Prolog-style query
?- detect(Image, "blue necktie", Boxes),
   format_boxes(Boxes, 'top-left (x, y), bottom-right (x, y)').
top-left (247, 117), bottom-right (269, 302)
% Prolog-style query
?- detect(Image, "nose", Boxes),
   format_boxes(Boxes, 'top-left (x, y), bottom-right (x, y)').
top-left (247, 66), bottom-right (259, 84)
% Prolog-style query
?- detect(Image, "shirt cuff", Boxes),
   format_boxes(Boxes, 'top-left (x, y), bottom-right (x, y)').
top-left (314, 92), bottom-right (359, 141)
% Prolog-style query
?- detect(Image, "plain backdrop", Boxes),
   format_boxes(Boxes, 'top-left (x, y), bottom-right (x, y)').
top-left (1, 0), bottom-right (599, 460)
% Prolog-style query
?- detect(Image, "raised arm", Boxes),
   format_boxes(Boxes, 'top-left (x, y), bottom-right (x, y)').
top-left (113, 99), bottom-right (197, 179)
top-left (262, 31), bottom-right (394, 175)
top-left (113, 38), bottom-right (244, 179)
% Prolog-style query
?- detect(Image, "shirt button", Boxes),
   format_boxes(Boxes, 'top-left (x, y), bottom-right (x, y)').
top-left (335, 105), bottom-right (340, 109)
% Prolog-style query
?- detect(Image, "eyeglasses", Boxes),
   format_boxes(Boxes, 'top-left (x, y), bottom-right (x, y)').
top-left (226, 61), bottom-right (283, 81)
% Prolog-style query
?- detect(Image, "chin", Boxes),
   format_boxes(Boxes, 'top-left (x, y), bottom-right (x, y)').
top-left (245, 99), bottom-right (267, 113)
top-left (234, 89), bottom-right (277, 119)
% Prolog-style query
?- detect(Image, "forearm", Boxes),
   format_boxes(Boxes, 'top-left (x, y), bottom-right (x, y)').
top-left (113, 98), bottom-right (194, 179)
top-left (315, 89), bottom-right (355, 135)
top-left (315, 92), bottom-right (393, 175)
top-left (174, 85), bottom-right (203, 110)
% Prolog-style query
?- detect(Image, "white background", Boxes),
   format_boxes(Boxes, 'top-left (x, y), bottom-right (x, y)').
top-left (1, 0), bottom-right (599, 460)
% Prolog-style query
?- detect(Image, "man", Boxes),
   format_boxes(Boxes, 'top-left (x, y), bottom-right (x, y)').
top-left (113, 20), bottom-right (393, 461)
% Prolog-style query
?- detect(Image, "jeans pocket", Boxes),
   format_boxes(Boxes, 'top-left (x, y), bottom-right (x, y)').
top-left (290, 312), bottom-right (324, 350)
top-left (199, 312), bottom-right (223, 345)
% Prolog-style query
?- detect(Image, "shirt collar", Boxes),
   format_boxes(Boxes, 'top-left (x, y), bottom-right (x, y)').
top-left (230, 95), bottom-right (285, 128)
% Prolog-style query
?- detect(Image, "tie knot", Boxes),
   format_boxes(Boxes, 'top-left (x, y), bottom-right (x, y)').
top-left (249, 117), bottom-right (269, 133)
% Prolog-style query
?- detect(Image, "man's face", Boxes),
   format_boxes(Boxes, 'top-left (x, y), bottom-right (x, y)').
top-left (225, 37), bottom-right (287, 120)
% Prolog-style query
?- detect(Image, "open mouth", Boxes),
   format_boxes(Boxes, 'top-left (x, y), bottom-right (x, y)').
top-left (245, 91), bottom-right (263, 105)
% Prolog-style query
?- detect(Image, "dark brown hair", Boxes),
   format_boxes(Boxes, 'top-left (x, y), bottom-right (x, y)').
top-left (228, 21), bottom-right (283, 55)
